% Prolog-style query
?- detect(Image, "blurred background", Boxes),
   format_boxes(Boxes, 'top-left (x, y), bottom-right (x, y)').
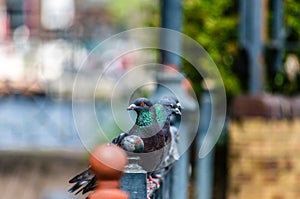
top-left (0, 0), bottom-right (300, 199)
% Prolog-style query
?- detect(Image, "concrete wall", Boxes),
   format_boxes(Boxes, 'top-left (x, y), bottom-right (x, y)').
top-left (0, 152), bottom-right (87, 199)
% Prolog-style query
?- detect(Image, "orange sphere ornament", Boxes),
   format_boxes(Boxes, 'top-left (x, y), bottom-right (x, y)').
top-left (88, 143), bottom-right (129, 199)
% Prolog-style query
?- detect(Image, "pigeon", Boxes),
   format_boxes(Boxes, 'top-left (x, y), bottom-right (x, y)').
top-left (158, 96), bottom-right (182, 167)
top-left (149, 96), bottom-right (182, 182)
top-left (141, 96), bottom-right (182, 187)
top-left (118, 97), bottom-right (178, 172)
top-left (68, 98), bottom-right (153, 195)
top-left (115, 97), bottom-right (182, 191)
top-left (68, 97), bottom-right (181, 194)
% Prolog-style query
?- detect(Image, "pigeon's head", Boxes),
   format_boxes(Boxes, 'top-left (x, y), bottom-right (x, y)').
top-left (174, 99), bottom-right (182, 112)
top-left (166, 96), bottom-right (182, 112)
top-left (159, 96), bottom-right (182, 116)
top-left (127, 98), bottom-right (153, 112)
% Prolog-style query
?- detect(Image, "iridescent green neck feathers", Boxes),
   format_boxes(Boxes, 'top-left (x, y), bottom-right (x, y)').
top-left (136, 110), bottom-right (153, 126)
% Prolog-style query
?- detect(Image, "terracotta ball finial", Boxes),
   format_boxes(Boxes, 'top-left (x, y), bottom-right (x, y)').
top-left (88, 143), bottom-right (129, 199)
top-left (89, 143), bottom-right (128, 180)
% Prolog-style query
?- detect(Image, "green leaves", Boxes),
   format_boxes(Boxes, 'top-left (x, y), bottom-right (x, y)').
top-left (182, 0), bottom-right (240, 97)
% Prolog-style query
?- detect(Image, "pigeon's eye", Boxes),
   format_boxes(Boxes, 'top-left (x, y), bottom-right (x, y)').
top-left (168, 104), bottom-right (173, 108)
top-left (141, 102), bottom-right (145, 107)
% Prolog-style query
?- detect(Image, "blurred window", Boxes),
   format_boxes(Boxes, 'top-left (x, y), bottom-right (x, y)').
top-left (41, 0), bottom-right (75, 30)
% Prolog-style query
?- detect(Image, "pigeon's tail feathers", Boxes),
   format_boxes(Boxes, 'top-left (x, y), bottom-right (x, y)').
top-left (69, 176), bottom-right (96, 195)
top-left (68, 132), bottom-right (132, 195)
top-left (82, 177), bottom-right (97, 194)
top-left (68, 180), bottom-right (89, 194)
top-left (69, 167), bottom-right (93, 183)
top-left (68, 167), bottom-right (95, 194)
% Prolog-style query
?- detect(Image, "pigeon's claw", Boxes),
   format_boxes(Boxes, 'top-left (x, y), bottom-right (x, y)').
top-left (147, 175), bottom-right (160, 189)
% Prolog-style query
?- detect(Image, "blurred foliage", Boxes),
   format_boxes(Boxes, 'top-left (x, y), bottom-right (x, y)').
top-left (182, 0), bottom-right (240, 97)
top-left (267, 0), bottom-right (300, 96)
top-left (285, 0), bottom-right (300, 39)
top-left (270, 70), bottom-right (300, 95)
top-left (144, 0), bottom-right (241, 97)
top-left (107, 0), bottom-right (159, 29)
top-left (182, 0), bottom-right (300, 96)
top-left (110, 0), bottom-right (300, 96)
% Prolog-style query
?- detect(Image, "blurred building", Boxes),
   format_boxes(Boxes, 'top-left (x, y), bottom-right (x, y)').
top-left (0, 1), bottom-right (156, 198)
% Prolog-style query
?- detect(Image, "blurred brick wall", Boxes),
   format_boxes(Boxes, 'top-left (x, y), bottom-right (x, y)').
top-left (228, 95), bottom-right (300, 199)
top-left (228, 119), bottom-right (300, 199)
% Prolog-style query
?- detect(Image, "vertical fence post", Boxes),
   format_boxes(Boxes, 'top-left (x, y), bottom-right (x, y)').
top-left (87, 144), bottom-right (129, 199)
top-left (120, 157), bottom-right (147, 199)
top-left (160, 0), bottom-right (182, 66)
top-left (154, 1), bottom-right (198, 199)
top-left (239, 0), bottom-right (265, 94)
top-left (195, 89), bottom-right (214, 199)
top-left (272, 0), bottom-right (284, 72)
top-left (170, 151), bottom-right (190, 199)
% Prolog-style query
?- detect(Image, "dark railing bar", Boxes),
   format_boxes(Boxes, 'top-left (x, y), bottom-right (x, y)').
top-left (120, 157), bottom-right (147, 199)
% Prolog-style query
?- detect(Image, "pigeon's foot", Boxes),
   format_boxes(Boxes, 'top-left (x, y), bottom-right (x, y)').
top-left (151, 173), bottom-right (163, 181)
top-left (147, 175), bottom-right (160, 189)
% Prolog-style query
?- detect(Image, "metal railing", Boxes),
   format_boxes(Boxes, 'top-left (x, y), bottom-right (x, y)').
top-left (118, 147), bottom-right (195, 199)
top-left (120, 157), bottom-right (177, 199)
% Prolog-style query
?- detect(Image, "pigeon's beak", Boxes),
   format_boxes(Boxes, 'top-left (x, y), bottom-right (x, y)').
top-left (177, 103), bottom-right (183, 111)
top-left (174, 107), bottom-right (182, 115)
top-left (127, 104), bottom-right (137, 110)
